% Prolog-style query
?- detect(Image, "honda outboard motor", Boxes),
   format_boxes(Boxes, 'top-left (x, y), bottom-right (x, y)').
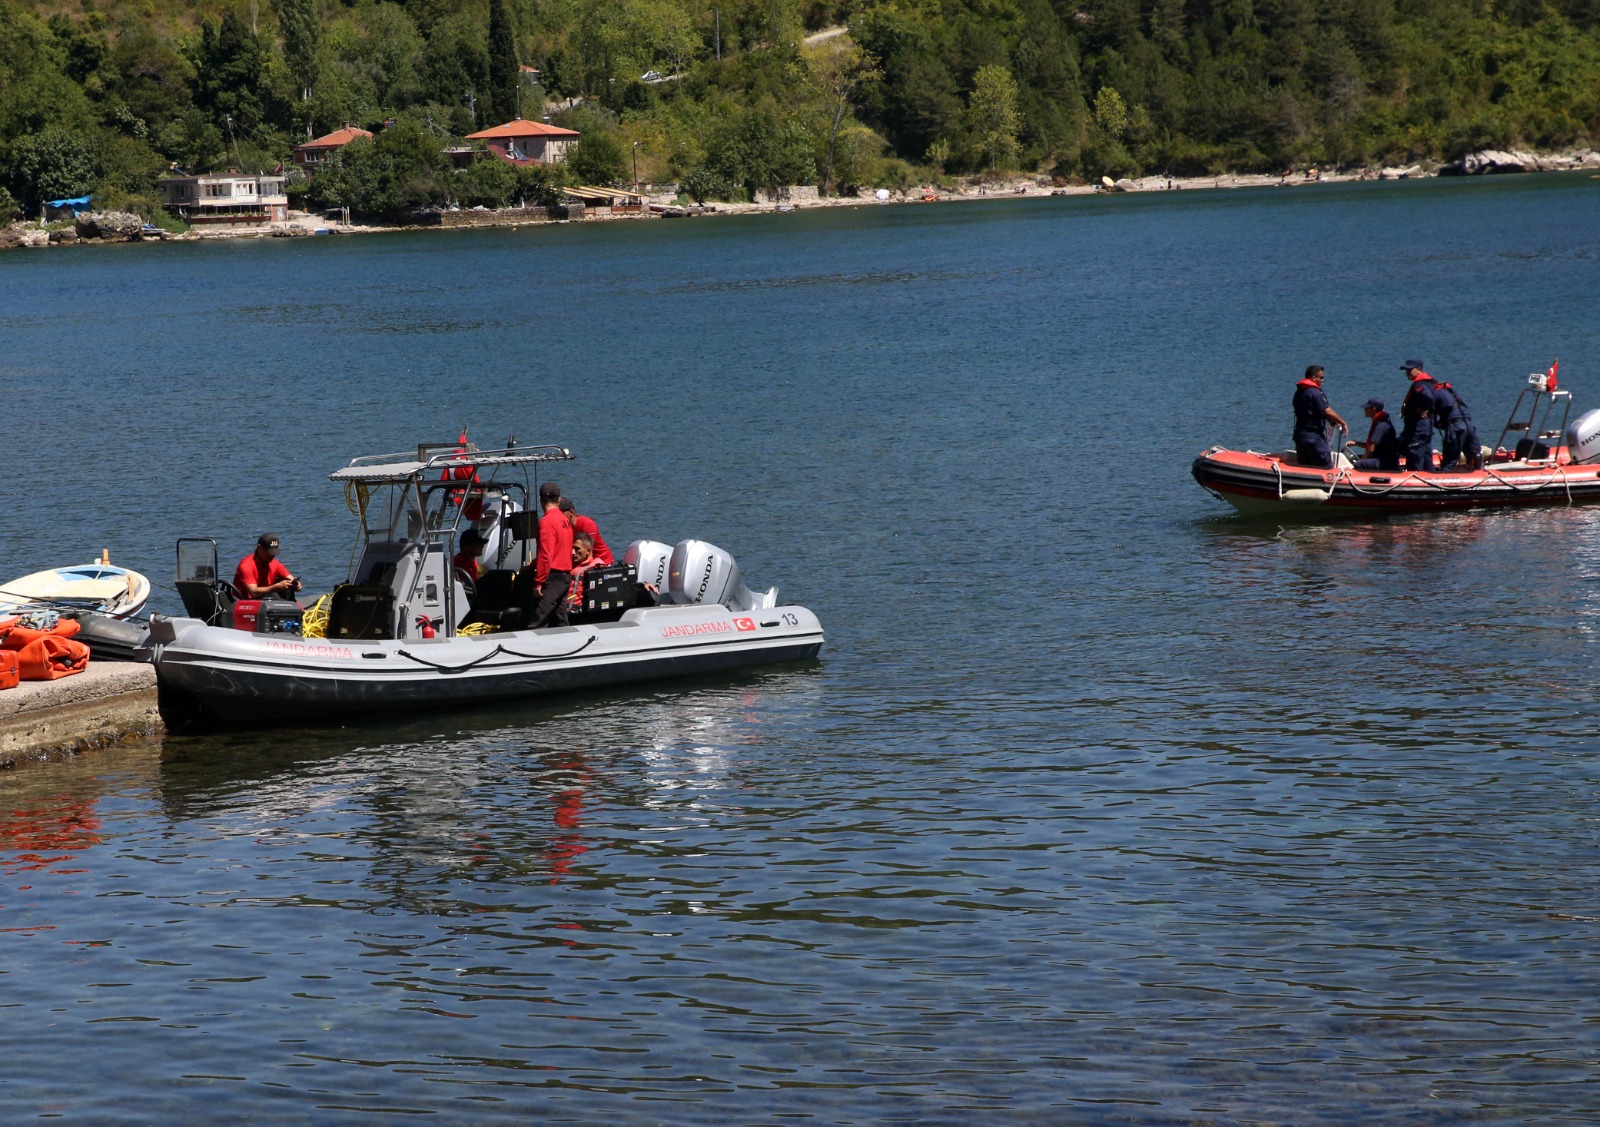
top-left (624, 540), bottom-right (674, 597)
top-left (1567, 409), bottom-right (1600, 464)
top-left (667, 539), bottom-right (778, 612)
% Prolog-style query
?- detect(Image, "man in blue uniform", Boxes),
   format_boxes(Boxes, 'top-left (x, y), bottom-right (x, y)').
top-left (1351, 397), bottom-right (1401, 470)
top-left (1291, 365), bottom-right (1348, 468)
top-left (1436, 379), bottom-right (1480, 470)
top-left (1399, 360), bottom-right (1436, 472)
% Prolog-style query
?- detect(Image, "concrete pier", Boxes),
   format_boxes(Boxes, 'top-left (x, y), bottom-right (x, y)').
top-left (0, 663), bottom-right (163, 768)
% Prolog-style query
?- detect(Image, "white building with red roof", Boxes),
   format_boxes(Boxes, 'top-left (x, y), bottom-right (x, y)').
top-left (292, 126), bottom-right (374, 172)
top-left (465, 119), bottom-right (580, 166)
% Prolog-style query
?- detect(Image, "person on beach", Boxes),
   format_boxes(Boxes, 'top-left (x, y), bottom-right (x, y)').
top-left (233, 533), bottom-right (302, 600)
top-left (1399, 360), bottom-right (1437, 472)
top-left (525, 481), bottom-right (573, 628)
top-left (1292, 365), bottom-right (1348, 468)
top-left (558, 497), bottom-right (613, 565)
top-left (1436, 379), bottom-right (1480, 471)
top-left (1349, 398), bottom-right (1401, 470)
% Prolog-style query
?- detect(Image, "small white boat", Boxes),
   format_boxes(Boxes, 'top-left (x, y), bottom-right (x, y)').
top-left (0, 553), bottom-right (151, 619)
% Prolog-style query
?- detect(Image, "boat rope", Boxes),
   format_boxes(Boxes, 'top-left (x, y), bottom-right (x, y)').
top-left (396, 634), bottom-right (596, 674)
top-left (300, 594), bottom-right (332, 639)
top-left (1303, 459), bottom-right (1583, 501)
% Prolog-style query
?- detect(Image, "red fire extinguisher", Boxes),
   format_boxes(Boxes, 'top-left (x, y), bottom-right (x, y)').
top-left (415, 614), bottom-right (437, 639)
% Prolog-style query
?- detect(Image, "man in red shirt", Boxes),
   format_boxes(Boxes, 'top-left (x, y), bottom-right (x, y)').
top-left (233, 533), bottom-right (302, 599)
top-left (528, 481), bottom-right (573, 628)
top-left (558, 498), bottom-right (614, 565)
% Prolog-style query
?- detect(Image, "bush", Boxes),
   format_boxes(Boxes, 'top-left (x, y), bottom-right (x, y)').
top-left (679, 166), bottom-right (732, 202)
top-left (306, 124), bottom-right (449, 218)
top-left (0, 187), bottom-right (19, 225)
top-left (567, 132), bottom-right (630, 185)
top-left (5, 128), bottom-right (101, 211)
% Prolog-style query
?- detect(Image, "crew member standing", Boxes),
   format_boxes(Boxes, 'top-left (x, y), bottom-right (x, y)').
top-left (1436, 378), bottom-right (1480, 471)
top-left (529, 481), bottom-right (574, 628)
top-left (233, 533), bottom-right (302, 599)
top-left (1292, 365), bottom-right (1348, 468)
top-left (1351, 398), bottom-right (1401, 470)
top-left (1399, 359), bottom-right (1437, 473)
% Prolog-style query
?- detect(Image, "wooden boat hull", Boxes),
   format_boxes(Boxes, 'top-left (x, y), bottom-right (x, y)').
top-left (1191, 446), bottom-right (1600, 516)
top-left (0, 562), bottom-right (151, 618)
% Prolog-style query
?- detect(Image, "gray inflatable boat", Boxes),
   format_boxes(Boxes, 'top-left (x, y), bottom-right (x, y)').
top-left (140, 441), bottom-right (823, 724)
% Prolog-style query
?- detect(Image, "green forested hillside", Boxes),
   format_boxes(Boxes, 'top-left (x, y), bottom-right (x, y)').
top-left (3, 0), bottom-right (1600, 220)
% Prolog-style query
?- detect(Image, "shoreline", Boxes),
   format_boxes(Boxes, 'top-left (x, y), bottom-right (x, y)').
top-left (7, 148), bottom-right (1599, 251)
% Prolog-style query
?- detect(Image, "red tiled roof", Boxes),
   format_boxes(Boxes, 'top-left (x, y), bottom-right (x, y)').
top-left (296, 127), bottom-right (373, 151)
top-left (466, 119), bottom-right (580, 140)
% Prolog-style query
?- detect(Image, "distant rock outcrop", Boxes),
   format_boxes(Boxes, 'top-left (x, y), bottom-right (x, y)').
top-left (1440, 149), bottom-right (1600, 175)
top-left (74, 210), bottom-right (145, 240)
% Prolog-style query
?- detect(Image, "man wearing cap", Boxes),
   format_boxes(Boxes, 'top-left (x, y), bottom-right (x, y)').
top-left (1349, 398), bottom-right (1401, 470)
top-left (452, 528), bottom-right (489, 584)
top-left (526, 481), bottom-right (574, 628)
top-left (1399, 359), bottom-right (1437, 473)
top-left (233, 534), bottom-right (302, 599)
top-left (1291, 364), bottom-right (1348, 469)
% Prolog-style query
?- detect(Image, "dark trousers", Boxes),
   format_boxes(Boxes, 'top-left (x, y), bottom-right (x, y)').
top-left (531, 571), bottom-right (571, 628)
top-left (1442, 422), bottom-right (1479, 470)
top-left (1401, 422), bottom-right (1434, 472)
top-left (1293, 433), bottom-right (1331, 468)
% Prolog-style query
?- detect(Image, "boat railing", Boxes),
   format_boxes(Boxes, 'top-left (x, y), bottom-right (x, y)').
top-left (1495, 379), bottom-right (1571, 460)
top-left (332, 444), bottom-right (574, 482)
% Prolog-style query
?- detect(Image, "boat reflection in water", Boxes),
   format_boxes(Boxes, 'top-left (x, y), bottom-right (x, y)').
top-left (152, 667), bottom-right (819, 915)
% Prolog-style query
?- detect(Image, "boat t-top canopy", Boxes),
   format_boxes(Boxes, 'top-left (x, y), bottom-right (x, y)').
top-left (330, 443), bottom-right (574, 484)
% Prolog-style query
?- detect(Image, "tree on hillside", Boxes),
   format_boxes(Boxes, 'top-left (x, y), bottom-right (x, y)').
top-left (568, 131), bottom-right (629, 184)
top-left (804, 40), bottom-right (880, 196)
top-left (700, 107), bottom-right (813, 200)
top-left (415, 9), bottom-right (489, 126)
top-left (193, 11), bottom-right (269, 141)
top-left (487, 0), bottom-right (519, 121)
top-left (5, 126), bottom-right (100, 210)
top-left (0, 4), bottom-right (99, 148)
top-left (965, 64), bottom-right (1020, 171)
top-left (307, 120), bottom-right (448, 216)
top-left (277, 0), bottom-right (321, 131)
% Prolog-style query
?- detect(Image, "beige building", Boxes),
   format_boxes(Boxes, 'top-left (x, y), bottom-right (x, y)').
top-left (161, 173), bottom-right (289, 224)
top-left (465, 119), bottom-right (580, 165)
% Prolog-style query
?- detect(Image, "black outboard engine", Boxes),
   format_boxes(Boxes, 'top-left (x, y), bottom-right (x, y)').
top-left (667, 539), bottom-right (777, 612)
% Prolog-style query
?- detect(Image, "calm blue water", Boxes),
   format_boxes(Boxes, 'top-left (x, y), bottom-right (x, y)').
top-left (5, 175), bottom-right (1600, 1123)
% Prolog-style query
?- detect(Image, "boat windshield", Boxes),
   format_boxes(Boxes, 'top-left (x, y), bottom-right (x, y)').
top-left (354, 481), bottom-right (425, 546)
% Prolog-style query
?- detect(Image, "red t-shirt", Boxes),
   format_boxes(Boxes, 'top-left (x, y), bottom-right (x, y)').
top-left (573, 514), bottom-right (613, 566)
top-left (233, 553), bottom-right (292, 595)
top-left (535, 507), bottom-right (574, 585)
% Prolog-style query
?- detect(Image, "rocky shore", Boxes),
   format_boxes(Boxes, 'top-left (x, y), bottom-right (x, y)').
top-left (5, 147), bottom-right (1597, 252)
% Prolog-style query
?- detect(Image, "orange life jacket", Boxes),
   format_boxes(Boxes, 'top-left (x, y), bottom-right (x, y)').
top-left (15, 634), bottom-right (90, 680)
top-left (2, 617), bottom-right (82, 651)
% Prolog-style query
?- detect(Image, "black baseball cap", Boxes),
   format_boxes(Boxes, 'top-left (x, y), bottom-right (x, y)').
top-left (1401, 358), bottom-right (1424, 370)
top-left (257, 532), bottom-right (280, 548)
top-left (1363, 398), bottom-right (1384, 410)
top-left (539, 481), bottom-right (561, 501)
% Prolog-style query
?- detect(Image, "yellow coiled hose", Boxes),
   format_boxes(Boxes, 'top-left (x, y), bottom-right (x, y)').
top-left (300, 594), bottom-right (332, 639)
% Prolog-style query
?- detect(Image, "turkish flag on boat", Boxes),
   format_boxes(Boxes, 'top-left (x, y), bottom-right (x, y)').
top-left (1548, 360), bottom-right (1559, 392)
